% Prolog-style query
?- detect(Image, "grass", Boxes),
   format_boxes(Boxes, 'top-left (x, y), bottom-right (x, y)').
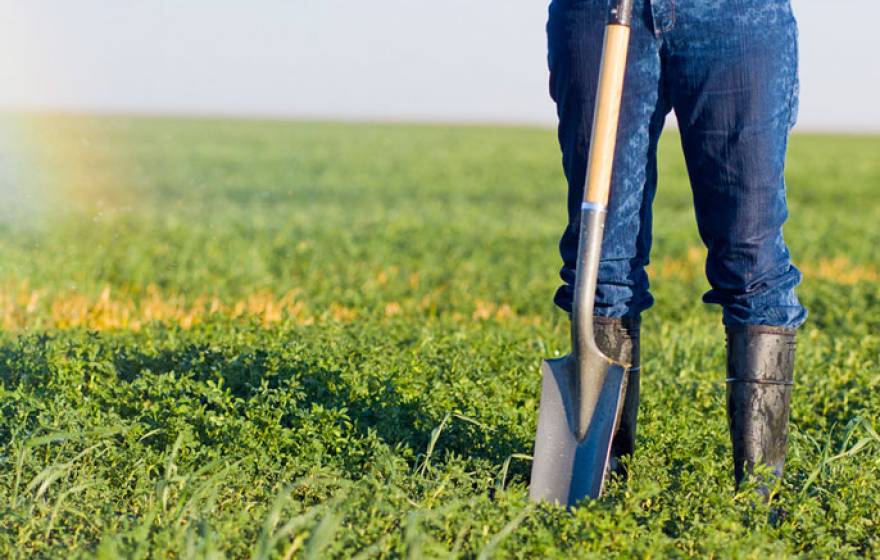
top-left (1, 114), bottom-right (879, 558)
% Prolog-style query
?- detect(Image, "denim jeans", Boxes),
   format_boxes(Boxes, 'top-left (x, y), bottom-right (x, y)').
top-left (548, 0), bottom-right (807, 328)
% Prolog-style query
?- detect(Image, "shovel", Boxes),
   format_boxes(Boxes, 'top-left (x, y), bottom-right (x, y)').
top-left (530, 0), bottom-right (636, 506)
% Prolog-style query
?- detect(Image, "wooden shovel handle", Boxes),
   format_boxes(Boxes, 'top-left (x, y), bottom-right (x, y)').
top-left (583, 23), bottom-right (631, 207)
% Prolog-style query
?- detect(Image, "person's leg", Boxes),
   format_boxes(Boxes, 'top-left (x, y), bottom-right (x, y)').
top-left (665, 0), bottom-right (805, 492)
top-left (667, 0), bottom-right (806, 329)
top-left (547, 0), bottom-right (669, 473)
top-left (548, 0), bottom-right (669, 319)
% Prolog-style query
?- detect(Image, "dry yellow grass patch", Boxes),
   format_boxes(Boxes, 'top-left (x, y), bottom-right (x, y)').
top-left (0, 284), bottom-right (311, 331)
top-left (649, 249), bottom-right (879, 285)
top-left (2, 254), bottom-right (874, 332)
top-left (799, 256), bottom-right (880, 285)
top-left (471, 300), bottom-right (517, 321)
top-left (384, 302), bottom-right (403, 317)
top-left (649, 246), bottom-right (706, 282)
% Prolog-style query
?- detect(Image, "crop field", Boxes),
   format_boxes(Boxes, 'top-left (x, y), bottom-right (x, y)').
top-left (1, 115), bottom-right (879, 558)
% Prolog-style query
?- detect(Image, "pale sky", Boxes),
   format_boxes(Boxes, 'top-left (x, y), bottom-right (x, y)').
top-left (1, 1), bottom-right (878, 131)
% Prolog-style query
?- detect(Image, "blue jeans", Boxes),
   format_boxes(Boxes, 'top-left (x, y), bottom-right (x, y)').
top-left (548, 0), bottom-right (807, 328)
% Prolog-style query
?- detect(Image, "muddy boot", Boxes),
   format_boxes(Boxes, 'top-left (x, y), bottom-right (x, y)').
top-left (592, 316), bottom-right (641, 477)
top-left (726, 325), bottom-right (796, 499)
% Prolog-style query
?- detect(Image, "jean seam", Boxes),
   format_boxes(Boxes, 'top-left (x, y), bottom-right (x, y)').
top-left (786, 23), bottom-right (800, 129)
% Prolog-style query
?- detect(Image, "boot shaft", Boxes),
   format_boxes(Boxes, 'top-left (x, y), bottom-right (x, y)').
top-left (726, 326), bottom-right (796, 486)
top-left (592, 316), bottom-right (640, 473)
top-left (592, 316), bottom-right (640, 367)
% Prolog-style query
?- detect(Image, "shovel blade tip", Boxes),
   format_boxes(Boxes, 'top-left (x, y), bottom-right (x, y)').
top-left (529, 356), bottom-right (627, 506)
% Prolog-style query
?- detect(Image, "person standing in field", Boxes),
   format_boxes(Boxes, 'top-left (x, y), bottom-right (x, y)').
top-left (547, 0), bottom-right (806, 492)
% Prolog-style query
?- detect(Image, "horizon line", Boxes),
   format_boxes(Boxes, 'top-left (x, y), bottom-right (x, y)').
top-left (2, 106), bottom-right (878, 135)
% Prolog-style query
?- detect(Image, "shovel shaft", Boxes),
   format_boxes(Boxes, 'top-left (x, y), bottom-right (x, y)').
top-left (608, 0), bottom-right (635, 26)
top-left (573, 12), bottom-right (633, 365)
top-left (571, 206), bottom-right (607, 362)
top-left (583, 24), bottom-right (631, 208)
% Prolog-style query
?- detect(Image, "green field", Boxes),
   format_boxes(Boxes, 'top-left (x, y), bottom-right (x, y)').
top-left (1, 115), bottom-right (879, 558)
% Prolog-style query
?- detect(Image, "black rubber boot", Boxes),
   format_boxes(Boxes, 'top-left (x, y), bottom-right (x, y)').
top-left (726, 325), bottom-right (796, 497)
top-left (593, 316), bottom-right (641, 477)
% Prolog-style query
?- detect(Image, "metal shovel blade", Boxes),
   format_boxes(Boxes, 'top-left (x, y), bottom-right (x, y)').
top-left (529, 352), bottom-right (627, 506)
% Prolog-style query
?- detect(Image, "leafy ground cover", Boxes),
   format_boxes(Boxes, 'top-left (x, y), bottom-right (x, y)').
top-left (1, 115), bottom-right (879, 558)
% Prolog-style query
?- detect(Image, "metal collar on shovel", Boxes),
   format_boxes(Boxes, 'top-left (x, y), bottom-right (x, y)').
top-left (530, 0), bottom-right (635, 507)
